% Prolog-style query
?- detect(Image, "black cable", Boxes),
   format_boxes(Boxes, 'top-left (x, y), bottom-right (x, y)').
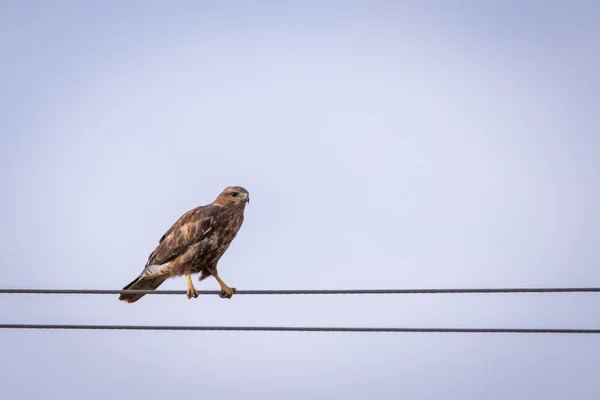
top-left (1, 324), bottom-right (599, 333)
top-left (1, 287), bottom-right (600, 295)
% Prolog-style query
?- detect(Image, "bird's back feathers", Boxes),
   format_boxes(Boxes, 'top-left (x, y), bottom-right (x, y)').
top-left (146, 204), bottom-right (221, 267)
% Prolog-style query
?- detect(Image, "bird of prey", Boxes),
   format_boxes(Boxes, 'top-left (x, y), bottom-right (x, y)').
top-left (119, 186), bottom-right (250, 303)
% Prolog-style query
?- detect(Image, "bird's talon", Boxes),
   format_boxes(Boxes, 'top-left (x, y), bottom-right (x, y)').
top-left (218, 287), bottom-right (235, 299)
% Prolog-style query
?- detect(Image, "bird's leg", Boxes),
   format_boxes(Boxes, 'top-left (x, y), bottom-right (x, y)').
top-left (210, 270), bottom-right (236, 299)
top-left (186, 274), bottom-right (199, 299)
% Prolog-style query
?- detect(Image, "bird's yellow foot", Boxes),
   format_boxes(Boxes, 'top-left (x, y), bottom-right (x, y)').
top-left (186, 274), bottom-right (199, 299)
top-left (219, 286), bottom-right (237, 299)
top-left (187, 286), bottom-right (199, 299)
top-left (211, 272), bottom-right (236, 299)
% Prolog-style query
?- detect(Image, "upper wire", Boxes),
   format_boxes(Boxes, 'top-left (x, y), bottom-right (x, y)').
top-left (1, 287), bottom-right (600, 295)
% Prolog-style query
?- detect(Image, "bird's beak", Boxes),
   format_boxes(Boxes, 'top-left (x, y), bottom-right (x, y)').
top-left (242, 193), bottom-right (250, 203)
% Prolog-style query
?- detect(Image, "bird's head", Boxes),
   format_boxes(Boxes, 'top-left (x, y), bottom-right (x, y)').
top-left (214, 186), bottom-right (250, 208)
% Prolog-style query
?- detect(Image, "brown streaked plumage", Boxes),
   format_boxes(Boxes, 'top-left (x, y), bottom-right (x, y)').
top-left (119, 186), bottom-right (250, 303)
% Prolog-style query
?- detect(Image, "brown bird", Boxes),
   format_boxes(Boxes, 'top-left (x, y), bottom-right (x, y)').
top-left (119, 186), bottom-right (250, 303)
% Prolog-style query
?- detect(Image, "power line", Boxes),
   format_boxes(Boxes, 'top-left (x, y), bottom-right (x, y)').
top-left (1, 324), bottom-right (599, 334)
top-left (1, 287), bottom-right (600, 296)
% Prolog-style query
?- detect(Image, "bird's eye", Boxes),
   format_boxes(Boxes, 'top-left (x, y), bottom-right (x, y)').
top-left (230, 192), bottom-right (238, 197)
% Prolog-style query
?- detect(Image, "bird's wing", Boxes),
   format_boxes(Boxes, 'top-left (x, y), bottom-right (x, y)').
top-left (146, 204), bottom-right (221, 266)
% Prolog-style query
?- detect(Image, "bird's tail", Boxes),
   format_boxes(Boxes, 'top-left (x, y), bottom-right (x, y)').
top-left (119, 274), bottom-right (168, 303)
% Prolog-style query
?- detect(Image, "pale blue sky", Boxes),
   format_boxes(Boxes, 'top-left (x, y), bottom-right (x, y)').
top-left (1, 1), bottom-right (599, 399)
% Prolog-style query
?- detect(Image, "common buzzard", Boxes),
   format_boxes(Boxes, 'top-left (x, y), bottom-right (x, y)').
top-left (119, 186), bottom-right (250, 303)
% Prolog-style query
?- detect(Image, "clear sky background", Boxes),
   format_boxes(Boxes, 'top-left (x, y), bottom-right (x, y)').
top-left (1, 1), bottom-right (599, 399)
